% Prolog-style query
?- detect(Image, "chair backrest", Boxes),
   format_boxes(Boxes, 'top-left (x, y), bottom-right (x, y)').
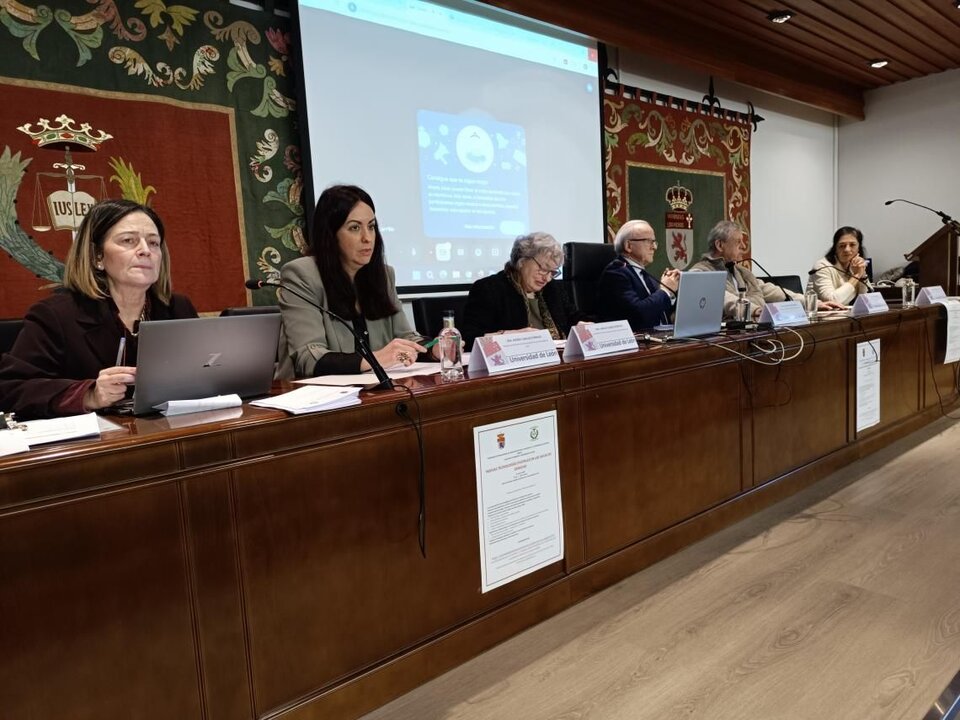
top-left (411, 295), bottom-right (468, 339)
top-left (562, 242), bottom-right (617, 317)
top-left (0, 318), bottom-right (24, 357)
top-left (220, 305), bottom-right (281, 317)
top-left (758, 275), bottom-right (803, 295)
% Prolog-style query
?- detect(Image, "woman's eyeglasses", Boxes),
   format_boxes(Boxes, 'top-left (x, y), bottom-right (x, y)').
top-left (531, 257), bottom-right (562, 279)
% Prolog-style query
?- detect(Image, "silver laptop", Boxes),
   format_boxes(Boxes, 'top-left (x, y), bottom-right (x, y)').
top-left (669, 270), bottom-right (726, 339)
top-left (131, 314), bottom-right (281, 415)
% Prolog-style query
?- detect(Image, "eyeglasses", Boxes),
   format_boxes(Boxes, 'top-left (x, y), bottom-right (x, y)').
top-left (531, 257), bottom-right (562, 279)
top-left (631, 236), bottom-right (657, 246)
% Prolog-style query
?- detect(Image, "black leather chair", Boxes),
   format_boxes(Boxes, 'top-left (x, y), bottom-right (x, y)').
top-left (758, 275), bottom-right (803, 295)
top-left (0, 318), bottom-right (24, 357)
top-left (562, 242), bottom-right (617, 317)
top-left (411, 295), bottom-right (468, 339)
top-left (220, 305), bottom-right (280, 317)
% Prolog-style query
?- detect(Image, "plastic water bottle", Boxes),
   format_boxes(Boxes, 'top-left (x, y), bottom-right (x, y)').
top-left (804, 282), bottom-right (819, 320)
top-left (734, 289), bottom-right (751, 323)
top-left (439, 310), bottom-right (463, 381)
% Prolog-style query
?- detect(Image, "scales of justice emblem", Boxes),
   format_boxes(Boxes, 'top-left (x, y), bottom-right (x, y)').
top-left (16, 115), bottom-right (113, 237)
top-left (664, 182), bottom-right (694, 270)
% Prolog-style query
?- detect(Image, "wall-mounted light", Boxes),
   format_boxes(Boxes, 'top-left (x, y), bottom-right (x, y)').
top-left (869, 59), bottom-right (889, 69)
top-left (766, 10), bottom-right (793, 23)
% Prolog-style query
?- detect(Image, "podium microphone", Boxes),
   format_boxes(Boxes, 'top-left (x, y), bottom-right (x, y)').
top-left (885, 198), bottom-right (960, 229)
top-left (246, 278), bottom-right (395, 391)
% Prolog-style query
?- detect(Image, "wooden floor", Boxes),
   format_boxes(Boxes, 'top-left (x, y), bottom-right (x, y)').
top-left (363, 417), bottom-right (960, 720)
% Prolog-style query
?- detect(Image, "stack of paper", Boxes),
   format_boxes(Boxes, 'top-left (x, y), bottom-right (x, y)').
top-left (0, 412), bottom-right (102, 458)
top-left (250, 385), bottom-right (361, 415)
top-left (296, 361), bottom-right (441, 387)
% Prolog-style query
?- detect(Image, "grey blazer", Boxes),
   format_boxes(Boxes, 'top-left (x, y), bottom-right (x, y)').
top-left (276, 256), bottom-right (420, 379)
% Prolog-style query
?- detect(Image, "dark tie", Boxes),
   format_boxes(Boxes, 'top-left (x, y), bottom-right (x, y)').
top-left (637, 268), bottom-right (667, 325)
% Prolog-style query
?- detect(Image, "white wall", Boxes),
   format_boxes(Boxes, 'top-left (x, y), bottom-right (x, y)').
top-left (838, 68), bottom-right (960, 276)
top-left (618, 52), bottom-right (838, 276)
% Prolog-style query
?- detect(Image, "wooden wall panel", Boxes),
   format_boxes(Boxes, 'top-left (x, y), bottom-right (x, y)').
top-left (0, 484), bottom-right (201, 720)
top-left (231, 399), bottom-right (568, 716)
top-left (750, 336), bottom-right (848, 485)
top-left (579, 362), bottom-right (742, 560)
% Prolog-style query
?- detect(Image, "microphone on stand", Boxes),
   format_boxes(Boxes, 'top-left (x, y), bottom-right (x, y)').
top-left (746, 256), bottom-right (795, 302)
top-left (246, 278), bottom-right (395, 391)
top-left (885, 198), bottom-right (960, 230)
top-left (808, 264), bottom-right (872, 292)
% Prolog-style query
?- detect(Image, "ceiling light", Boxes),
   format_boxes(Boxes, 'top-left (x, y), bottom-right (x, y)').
top-left (767, 10), bottom-right (793, 23)
top-left (869, 59), bottom-right (889, 69)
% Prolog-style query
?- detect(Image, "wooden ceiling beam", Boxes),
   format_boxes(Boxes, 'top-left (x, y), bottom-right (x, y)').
top-left (479, 0), bottom-right (866, 118)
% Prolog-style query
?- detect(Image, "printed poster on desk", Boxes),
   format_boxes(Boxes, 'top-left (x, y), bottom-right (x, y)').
top-left (467, 330), bottom-right (559, 375)
top-left (563, 321), bottom-right (638, 360)
top-left (473, 411), bottom-right (563, 593)
top-left (856, 339), bottom-right (880, 433)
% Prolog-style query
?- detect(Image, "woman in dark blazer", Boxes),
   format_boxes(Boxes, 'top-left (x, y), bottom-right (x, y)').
top-left (0, 199), bottom-right (196, 418)
top-left (461, 232), bottom-right (585, 347)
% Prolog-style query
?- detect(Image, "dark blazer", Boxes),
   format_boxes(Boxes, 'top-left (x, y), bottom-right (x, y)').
top-left (461, 271), bottom-right (584, 347)
top-left (0, 289), bottom-right (197, 418)
top-left (596, 256), bottom-right (673, 330)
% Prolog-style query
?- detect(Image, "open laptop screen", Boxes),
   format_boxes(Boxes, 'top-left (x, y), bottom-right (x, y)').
top-left (131, 314), bottom-right (280, 415)
top-left (672, 271), bottom-right (726, 339)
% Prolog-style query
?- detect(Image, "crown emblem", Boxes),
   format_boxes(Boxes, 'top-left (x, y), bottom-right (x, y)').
top-left (17, 115), bottom-right (113, 152)
top-left (665, 182), bottom-right (693, 211)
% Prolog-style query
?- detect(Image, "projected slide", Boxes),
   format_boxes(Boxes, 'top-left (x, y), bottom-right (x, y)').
top-left (297, 0), bottom-right (603, 290)
top-left (418, 110), bottom-right (528, 239)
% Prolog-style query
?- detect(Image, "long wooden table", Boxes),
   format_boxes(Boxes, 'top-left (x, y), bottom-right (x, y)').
top-left (0, 307), bottom-right (955, 720)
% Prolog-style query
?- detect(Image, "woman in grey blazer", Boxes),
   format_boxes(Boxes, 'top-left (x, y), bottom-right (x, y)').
top-left (277, 185), bottom-right (439, 379)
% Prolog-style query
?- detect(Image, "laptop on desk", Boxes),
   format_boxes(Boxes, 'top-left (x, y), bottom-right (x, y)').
top-left (653, 270), bottom-right (726, 340)
top-left (129, 314), bottom-right (281, 415)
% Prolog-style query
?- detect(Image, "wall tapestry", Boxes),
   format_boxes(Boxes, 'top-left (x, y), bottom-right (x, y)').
top-left (0, 0), bottom-right (301, 316)
top-left (603, 83), bottom-right (752, 277)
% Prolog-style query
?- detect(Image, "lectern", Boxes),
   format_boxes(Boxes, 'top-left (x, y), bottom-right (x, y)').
top-left (905, 223), bottom-right (960, 295)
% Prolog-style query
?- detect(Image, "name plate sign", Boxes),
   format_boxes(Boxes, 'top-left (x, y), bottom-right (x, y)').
top-left (916, 285), bottom-right (946, 306)
top-left (563, 321), bottom-right (638, 360)
top-left (758, 300), bottom-right (809, 327)
top-left (468, 330), bottom-right (560, 375)
top-left (852, 292), bottom-right (889, 317)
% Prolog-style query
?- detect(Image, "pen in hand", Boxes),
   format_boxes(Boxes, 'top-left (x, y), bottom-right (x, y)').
top-left (422, 337), bottom-right (439, 350)
top-left (115, 336), bottom-right (126, 366)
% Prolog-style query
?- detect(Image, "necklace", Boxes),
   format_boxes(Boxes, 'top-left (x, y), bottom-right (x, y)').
top-left (123, 303), bottom-right (148, 337)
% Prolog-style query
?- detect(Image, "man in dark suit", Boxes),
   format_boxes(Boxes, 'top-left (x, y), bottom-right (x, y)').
top-left (596, 219), bottom-right (680, 330)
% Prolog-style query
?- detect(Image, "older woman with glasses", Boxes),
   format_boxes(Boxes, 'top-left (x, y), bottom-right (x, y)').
top-left (461, 231), bottom-right (585, 347)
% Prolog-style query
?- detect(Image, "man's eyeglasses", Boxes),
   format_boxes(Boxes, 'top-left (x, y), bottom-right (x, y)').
top-left (631, 237), bottom-right (658, 246)
top-left (531, 257), bottom-right (562, 279)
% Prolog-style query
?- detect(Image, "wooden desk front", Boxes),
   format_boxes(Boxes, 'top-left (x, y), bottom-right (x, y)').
top-left (0, 308), bottom-right (954, 720)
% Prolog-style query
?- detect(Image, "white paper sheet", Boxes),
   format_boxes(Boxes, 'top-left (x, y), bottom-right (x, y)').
top-left (473, 411), bottom-right (564, 593)
top-left (856, 339), bottom-right (880, 433)
top-left (251, 385), bottom-right (361, 414)
top-left (155, 394), bottom-right (242, 416)
top-left (295, 362), bottom-right (441, 387)
top-left (934, 299), bottom-right (960, 364)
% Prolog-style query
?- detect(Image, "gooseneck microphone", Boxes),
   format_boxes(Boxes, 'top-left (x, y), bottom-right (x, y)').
top-left (808, 263), bottom-right (872, 291)
top-left (745, 256), bottom-right (794, 302)
top-left (885, 198), bottom-right (960, 229)
top-left (246, 278), bottom-right (395, 391)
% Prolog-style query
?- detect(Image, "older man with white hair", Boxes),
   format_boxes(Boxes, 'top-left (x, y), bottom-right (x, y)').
top-left (596, 219), bottom-right (681, 330)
